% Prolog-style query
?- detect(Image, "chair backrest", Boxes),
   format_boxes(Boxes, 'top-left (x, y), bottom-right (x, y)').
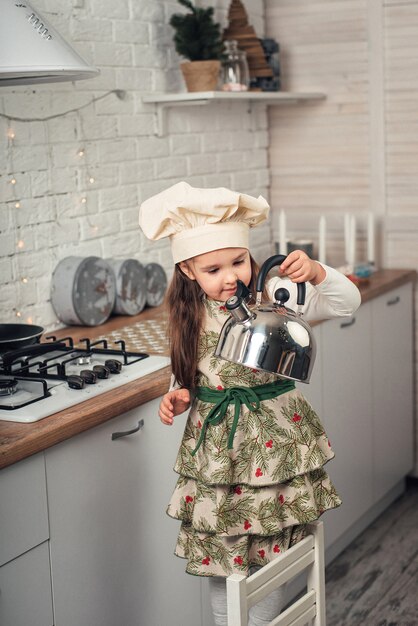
top-left (226, 520), bottom-right (326, 626)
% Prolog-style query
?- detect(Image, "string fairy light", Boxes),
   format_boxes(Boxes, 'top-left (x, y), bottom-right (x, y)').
top-left (2, 90), bottom-right (127, 326)
top-left (5, 122), bottom-right (25, 320)
top-left (86, 216), bottom-right (99, 236)
top-left (0, 89), bottom-right (126, 123)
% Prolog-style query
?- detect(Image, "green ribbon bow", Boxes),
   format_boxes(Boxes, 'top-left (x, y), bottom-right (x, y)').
top-left (192, 379), bottom-right (296, 456)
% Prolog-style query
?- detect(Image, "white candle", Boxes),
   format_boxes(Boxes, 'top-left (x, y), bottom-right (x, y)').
top-left (279, 210), bottom-right (287, 255)
top-left (318, 215), bottom-right (326, 264)
top-left (349, 215), bottom-right (356, 269)
top-left (344, 213), bottom-right (351, 265)
top-left (367, 212), bottom-right (375, 264)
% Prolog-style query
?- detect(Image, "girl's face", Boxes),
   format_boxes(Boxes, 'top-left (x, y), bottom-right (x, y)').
top-left (179, 247), bottom-right (252, 301)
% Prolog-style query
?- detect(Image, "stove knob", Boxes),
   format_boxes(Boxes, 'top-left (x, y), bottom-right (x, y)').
top-left (67, 375), bottom-right (85, 390)
top-left (93, 364), bottom-right (110, 379)
top-left (80, 369), bottom-right (98, 384)
top-left (105, 359), bottom-right (122, 374)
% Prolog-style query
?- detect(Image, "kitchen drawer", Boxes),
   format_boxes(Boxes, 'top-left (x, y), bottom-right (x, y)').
top-left (0, 453), bottom-right (49, 566)
top-left (0, 541), bottom-right (53, 626)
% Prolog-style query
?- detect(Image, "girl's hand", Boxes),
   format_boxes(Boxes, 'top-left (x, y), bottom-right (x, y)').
top-left (279, 250), bottom-right (326, 285)
top-left (159, 389), bottom-right (191, 425)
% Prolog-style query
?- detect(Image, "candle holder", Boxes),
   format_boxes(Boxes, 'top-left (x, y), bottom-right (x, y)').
top-left (287, 240), bottom-right (314, 256)
top-left (273, 211), bottom-right (377, 272)
top-left (274, 241), bottom-right (314, 257)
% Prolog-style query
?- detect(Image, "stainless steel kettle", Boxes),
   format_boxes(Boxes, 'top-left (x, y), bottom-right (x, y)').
top-left (215, 254), bottom-right (316, 383)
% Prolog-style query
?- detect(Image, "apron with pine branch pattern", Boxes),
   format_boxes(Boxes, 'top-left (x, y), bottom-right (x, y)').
top-left (167, 297), bottom-right (341, 577)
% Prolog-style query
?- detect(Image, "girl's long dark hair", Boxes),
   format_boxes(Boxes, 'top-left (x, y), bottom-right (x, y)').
top-left (166, 254), bottom-right (268, 389)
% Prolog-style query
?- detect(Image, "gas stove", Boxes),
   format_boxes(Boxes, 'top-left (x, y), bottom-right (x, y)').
top-left (0, 335), bottom-right (170, 423)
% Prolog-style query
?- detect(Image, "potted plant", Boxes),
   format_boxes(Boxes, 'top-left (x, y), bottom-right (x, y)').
top-left (169, 0), bottom-right (224, 92)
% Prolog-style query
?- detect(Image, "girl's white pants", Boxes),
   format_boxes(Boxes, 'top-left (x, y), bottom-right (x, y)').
top-left (208, 567), bottom-right (286, 626)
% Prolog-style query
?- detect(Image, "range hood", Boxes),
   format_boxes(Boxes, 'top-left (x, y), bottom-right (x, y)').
top-left (0, 0), bottom-right (99, 86)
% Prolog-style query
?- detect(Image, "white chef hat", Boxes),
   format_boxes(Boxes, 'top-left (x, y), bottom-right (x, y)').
top-left (138, 181), bottom-right (270, 263)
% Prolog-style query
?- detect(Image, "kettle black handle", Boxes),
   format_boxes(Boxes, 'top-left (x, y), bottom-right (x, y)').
top-left (256, 254), bottom-right (306, 306)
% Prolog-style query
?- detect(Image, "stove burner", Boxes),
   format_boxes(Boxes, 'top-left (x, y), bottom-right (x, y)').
top-left (78, 356), bottom-right (91, 366)
top-left (0, 376), bottom-right (50, 410)
top-left (0, 378), bottom-right (18, 396)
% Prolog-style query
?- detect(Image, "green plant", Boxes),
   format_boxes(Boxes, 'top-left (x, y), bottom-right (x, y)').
top-left (169, 0), bottom-right (224, 62)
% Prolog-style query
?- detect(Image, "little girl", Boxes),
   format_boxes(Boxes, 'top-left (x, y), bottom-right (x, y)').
top-left (139, 182), bottom-right (361, 626)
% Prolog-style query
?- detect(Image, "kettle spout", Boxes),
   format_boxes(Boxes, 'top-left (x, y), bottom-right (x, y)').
top-left (225, 295), bottom-right (253, 323)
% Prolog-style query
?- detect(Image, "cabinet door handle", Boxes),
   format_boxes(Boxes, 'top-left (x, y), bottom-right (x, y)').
top-left (111, 419), bottom-right (144, 440)
top-left (387, 296), bottom-right (400, 306)
top-left (340, 317), bottom-right (356, 329)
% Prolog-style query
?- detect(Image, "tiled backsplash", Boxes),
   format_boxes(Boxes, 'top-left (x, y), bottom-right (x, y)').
top-left (95, 318), bottom-right (168, 355)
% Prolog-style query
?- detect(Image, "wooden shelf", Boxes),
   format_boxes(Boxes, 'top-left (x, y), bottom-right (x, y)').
top-left (141, 90), bottom-right (326, 135)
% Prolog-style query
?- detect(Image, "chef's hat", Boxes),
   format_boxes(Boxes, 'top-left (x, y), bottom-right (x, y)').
top-left (138, 181), bottom-right (270, 263)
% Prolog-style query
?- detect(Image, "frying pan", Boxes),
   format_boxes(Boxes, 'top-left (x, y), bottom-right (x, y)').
top-left (0, 324), bottom-right (44, 353)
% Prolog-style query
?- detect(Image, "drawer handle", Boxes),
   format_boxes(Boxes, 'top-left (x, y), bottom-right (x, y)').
top-left (111, 419), bottom-right (144, 440)
top-left (340, 317), bottom-right (356, 329)
top-left (387, 296), bottom-right (400, 306)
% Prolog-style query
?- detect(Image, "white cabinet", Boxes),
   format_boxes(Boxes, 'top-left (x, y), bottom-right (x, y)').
top-left (371, 283), bottom-right (414, 502)
top-left (317, 281), bottom-right (414, 554)
top-left (45, 400), bottom-right (207, 626)
top-left (0, 542), bottom-right (53, 626)
top-left (0, 453), bottom-right (49, 566)
top-left (0, 453), bottom-right (52, 626)
top-left (320, 302), bottom-right (374, 547)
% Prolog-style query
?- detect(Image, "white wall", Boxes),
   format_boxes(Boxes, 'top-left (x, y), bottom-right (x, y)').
top-left (266, 0), bottom-right (372, 266)
top-left (0, 0), bottom-right (270, 329)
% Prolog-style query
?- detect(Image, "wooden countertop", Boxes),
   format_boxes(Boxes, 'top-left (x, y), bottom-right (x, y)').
top-left (0, 268), bottom-right (416, 470)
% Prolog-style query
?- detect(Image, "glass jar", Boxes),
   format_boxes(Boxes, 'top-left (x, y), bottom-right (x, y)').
top-left (220, 40), bottom-right (250, 92)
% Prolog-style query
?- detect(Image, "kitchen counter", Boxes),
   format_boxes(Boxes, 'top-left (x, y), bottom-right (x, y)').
top-left (0, 268), bottom-right (415, 470)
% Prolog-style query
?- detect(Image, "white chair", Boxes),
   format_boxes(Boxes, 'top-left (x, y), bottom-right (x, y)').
top-left (227, 521), bottom-right (326, 626)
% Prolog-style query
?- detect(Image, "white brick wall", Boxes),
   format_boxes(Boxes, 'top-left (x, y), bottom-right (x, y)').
top-left (0, 0), bottom-right (271, 328)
